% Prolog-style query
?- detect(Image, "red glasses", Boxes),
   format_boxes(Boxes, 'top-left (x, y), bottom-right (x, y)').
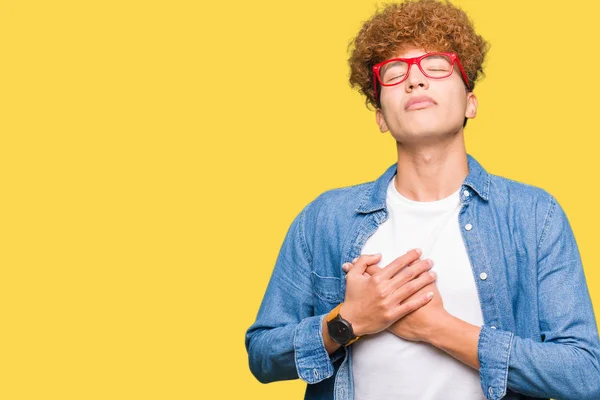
top-left (372, 52), bottom-right (470, 101)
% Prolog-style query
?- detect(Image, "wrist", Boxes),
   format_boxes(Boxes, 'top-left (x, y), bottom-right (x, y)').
top-left (424, 311), bottom-right (454, 346)
top-left (427, 313), bottom-right (482, 370)
top-left (339, 303), bottom-right (364, 337)
top-left (428, 313), bottom-right (475, 348)
top-left (328, 303), bottom-right (361, 345)
top-left (322, 315), bottom-right (342, 354)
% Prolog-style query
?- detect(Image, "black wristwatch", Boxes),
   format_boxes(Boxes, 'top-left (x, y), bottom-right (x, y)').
top-left (326, 304), bottom-right (360, 346)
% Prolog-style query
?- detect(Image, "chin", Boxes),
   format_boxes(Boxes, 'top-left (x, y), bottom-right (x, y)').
top-left (402, 122), bottom-right (443, 137)
top-left (399, 117), bottom-right (463, 139)
top-left (392, 125), bottom-right (455, 144)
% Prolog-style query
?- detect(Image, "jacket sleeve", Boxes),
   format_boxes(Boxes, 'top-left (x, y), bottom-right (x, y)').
top-left (478, 196), bottom-right (600, 400)
top-left (245, 205), bottom-right (341, 384)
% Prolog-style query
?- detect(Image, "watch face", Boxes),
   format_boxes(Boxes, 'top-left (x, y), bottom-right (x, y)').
top-left (328, 319), bottom-right (354, 344)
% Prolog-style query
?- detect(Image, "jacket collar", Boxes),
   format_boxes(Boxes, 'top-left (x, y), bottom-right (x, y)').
top-left (356, 153), bottom-right (490, 214)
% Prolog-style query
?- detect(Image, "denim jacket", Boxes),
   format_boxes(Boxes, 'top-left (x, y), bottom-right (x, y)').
top-left (245, 154), bottom-right (600, 400)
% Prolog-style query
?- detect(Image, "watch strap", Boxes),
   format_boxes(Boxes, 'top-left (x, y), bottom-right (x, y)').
top-left (326, 303), bottom-right (343, 323)
top-left (326, 303), bottom-right (360, 346)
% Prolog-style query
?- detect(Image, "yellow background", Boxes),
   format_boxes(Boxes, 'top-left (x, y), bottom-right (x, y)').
top-left (1, 0), bottom-right (599, 398)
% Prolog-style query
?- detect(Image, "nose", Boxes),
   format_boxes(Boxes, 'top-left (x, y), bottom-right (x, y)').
top-left (405, 63), bottom-right (428, 91)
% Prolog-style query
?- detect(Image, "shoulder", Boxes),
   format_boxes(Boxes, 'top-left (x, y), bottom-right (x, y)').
top-left (487, 174), bottom-right (566, 240)
top-left (301, 180), bottom-right (375, 229)
top-left (488, 173), bottom-right (555, 207)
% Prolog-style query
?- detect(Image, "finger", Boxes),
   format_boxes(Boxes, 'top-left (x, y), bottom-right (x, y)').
top-left (352, 253), bottom-right (420, 277)
top-left (389, 258), bottom-right (434, 289)
top-left (390, 269), bottom-right (437, 304)
top-left (348, 253), bottom-right (381, 276)
top-left (343, 262), bottom-right (377, 280)
top-left (375, 248), bottom-right (422, 280)
top-left (351, 253), bottom-right (382, 266)
top-left (354, 254), bottom-right (382, 276)
top-left (389, 290), bottom-right (434, 321)
top-left (365, 264), bottom-right (380, 276)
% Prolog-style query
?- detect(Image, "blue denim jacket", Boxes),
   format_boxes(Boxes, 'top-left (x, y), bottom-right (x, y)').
top-left (245, 154), bottom-right (600, 400)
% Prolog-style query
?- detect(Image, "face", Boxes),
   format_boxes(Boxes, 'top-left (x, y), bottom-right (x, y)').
top-left (375, 48), bottom-right (478, 144)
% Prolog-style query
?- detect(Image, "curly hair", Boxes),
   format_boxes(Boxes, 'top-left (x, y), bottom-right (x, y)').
top-left (348, 0), bottom-right (490, 109)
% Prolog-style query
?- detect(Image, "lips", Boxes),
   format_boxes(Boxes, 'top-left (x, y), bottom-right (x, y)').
top-left (405, 95), bottom-right (437, 111)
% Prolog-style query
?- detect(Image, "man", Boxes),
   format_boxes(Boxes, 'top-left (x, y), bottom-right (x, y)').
top-left (245, 0), bottom-right (600, 399)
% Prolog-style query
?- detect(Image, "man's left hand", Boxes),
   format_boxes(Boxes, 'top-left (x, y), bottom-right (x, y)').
top-left (343, 259), bottom-right (449, 343)
top-left (344, 258), bottom-right (481, 370)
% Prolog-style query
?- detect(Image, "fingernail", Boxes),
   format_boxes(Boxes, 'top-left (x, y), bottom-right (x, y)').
top-left (429, 271), bottom-right (437, 278)
top-left (352, 257), bottom-right (358, 263)
top-left (342, 263), bottom-right (350, 271)
top-left (426, 292), bottom-right (434, 299)
top-left (410, 248), bottom-right (422, 255)
top-left (427, 259), bottom-right (434, 267)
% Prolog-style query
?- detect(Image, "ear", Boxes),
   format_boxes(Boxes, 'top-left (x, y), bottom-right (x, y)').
top-left (465, 92), bottom-right (478, 119)
top-left (376, 108), bottom-right (389, 133)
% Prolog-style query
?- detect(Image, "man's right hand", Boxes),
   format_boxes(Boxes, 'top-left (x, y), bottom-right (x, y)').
top-left (339, 249), bottom-right (437, 337)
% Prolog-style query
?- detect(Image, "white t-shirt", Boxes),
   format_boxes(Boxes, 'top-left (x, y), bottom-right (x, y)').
top-left (352, 177), bottom-right (486, 400)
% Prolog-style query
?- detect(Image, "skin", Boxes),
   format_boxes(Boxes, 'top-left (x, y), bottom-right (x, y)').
top-left (323, 48), bottom-right (481, 370)
top-left (345, 255), bottom-right (481, 370)
top-left (377, 48), bottom-right (478, 203)
top-left (322, 250), bottom-right (437, 354)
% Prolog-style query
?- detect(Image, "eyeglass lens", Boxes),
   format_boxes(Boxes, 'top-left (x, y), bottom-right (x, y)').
top-left (380, 54), bottom-right (453, 85)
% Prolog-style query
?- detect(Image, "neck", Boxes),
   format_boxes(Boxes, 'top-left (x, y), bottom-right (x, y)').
top-left (394, 133), bottom-right (469, 202)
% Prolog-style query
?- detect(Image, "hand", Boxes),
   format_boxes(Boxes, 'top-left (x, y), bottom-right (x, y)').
top-left (387, 281), bottom-right (448, 343)
top-left (344, 257), bottom-right (447, 343)
top-left (345, 259), bottom-right (480, 370)
top-left (339, 249), bottom-right (437, 337)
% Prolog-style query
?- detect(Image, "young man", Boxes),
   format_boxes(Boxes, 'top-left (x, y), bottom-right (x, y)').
top-left (245, 1), bottom-right (600, 399)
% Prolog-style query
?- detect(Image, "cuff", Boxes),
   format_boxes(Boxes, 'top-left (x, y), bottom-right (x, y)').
top-left (293, 314), bottom-right (335, 384)
top-left (478, 325), bottom-right (514, 400)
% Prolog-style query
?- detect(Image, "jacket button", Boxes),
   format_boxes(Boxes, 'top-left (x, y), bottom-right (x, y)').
top-left (465, 223), bottom-right (473, 231)
top-left (463, 190), bottom-right (470, 197)
top-left (480, 272), bottom-right (488, 280)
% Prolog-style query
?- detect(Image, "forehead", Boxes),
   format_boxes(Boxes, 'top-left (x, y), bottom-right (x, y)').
top-left (393, 48), bottom-right (428, 59)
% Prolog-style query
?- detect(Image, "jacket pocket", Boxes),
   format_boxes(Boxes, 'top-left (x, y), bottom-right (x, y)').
top-left (311, 272), bottom-right (342, 313)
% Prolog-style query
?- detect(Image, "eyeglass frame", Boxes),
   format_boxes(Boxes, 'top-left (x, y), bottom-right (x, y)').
top-left (372, 52), bottom-right (470, 102)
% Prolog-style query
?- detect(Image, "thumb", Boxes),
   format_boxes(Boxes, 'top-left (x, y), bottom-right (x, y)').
top-left (343, 262), bottom-right (379, 276)
top-left (365, 264), bottom-right (380, 276)
top-left (348, 253), bottom-right (382, 276)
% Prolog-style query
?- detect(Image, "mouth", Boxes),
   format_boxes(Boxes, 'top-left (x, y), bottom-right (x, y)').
top-left (405, 96), bottom-right (437, 111)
